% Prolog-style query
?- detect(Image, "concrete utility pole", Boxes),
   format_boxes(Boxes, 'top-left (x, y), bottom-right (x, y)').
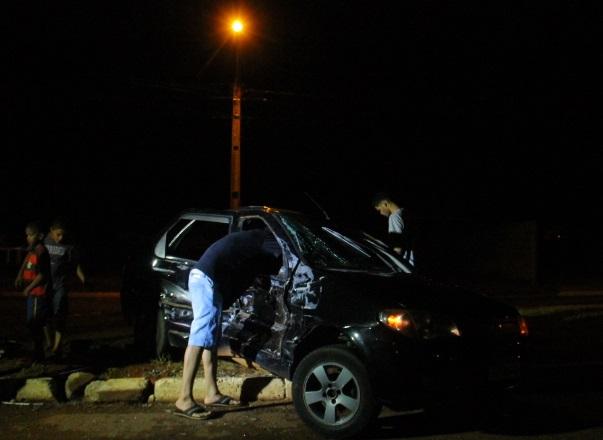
top-left (230, 79), bottom-right (241, 209)
top-left (229, 19), bottom-right (244, 209)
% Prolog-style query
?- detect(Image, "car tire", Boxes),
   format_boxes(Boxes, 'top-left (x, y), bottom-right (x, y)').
top-left (292, 345), bottom-right (380, 439)
top-left (133, 306), bottom-right (156, 358)
top-left (155, 307), bottom-right (171, 359)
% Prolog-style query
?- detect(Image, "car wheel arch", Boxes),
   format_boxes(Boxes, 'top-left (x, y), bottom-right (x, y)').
top-left (290, 325), bottom-right (368, 379)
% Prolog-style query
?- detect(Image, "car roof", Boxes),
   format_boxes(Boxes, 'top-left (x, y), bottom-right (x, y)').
top-left (179, 206), bottom-right (304, 217)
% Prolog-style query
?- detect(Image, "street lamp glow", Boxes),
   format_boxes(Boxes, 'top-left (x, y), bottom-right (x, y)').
top-left (231, 19), bottom-right (244, 34)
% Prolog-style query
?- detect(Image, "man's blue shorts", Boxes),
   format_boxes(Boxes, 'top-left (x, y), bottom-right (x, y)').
top-left (188, 269), bottom-right (222, 348)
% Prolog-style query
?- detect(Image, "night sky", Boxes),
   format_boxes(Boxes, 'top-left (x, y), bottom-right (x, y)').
top-left (3, 1), bottom-right (602, 278)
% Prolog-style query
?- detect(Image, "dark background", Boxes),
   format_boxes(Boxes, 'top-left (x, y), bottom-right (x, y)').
top-left (2, 1), bottom-right (602, 283)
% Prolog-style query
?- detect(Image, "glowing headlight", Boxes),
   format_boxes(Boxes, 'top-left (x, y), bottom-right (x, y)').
top-left (379, 310), bottom-right (413, 333)
top-left (379, 309), bottom-right (461, 339)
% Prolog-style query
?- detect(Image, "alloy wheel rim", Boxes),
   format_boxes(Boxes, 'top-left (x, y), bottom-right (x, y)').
top-left (302, 361), bottom-right (360, 426)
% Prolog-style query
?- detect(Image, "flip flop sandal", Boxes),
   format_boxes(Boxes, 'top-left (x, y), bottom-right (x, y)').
top-left (206, 396), bottom-right (242, 408)
top-left (173, 404), bottom-right (213, 420)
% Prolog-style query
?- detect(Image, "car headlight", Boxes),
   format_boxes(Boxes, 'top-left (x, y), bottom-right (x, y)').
top-left (379, 309), bottom-right (461, 339)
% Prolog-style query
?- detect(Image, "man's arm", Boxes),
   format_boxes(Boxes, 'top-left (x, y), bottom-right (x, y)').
top-left (76, 264), bottom-right (85, 285)
top-left (70, 245), bottom-right (86, 285)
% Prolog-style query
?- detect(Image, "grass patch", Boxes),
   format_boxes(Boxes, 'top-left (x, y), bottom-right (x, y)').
top-left (101, 358), bottom-right (267, 383)
top-left (102, 358), bottom-right (183, 383)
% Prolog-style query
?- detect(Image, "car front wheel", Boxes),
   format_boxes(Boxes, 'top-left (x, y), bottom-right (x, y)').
top-left (292, 345), bottom-right (380, 439)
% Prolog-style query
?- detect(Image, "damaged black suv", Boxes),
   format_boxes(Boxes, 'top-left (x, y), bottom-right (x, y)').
top-left (121, 206), bottom-right (527, 438)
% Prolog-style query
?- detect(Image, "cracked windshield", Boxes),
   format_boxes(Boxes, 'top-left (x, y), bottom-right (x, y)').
top-left (279, 214), bottom-right (398, 273)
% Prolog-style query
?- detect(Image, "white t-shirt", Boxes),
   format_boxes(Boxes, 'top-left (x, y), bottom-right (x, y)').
top-left (388, 208), bottom-right (404, 233)
top-left (388, 208), bottom-right (415, 268)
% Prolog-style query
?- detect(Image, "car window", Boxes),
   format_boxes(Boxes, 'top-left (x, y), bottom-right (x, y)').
top-left (240, 217), bottom-right (267, 231)
top-left (166, 219), bottom-right (230, 261)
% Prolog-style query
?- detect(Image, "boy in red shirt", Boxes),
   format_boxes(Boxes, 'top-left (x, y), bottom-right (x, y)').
top-left (15, 222), bottom-right (52, 362)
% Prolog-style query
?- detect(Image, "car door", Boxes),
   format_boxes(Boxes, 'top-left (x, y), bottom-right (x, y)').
top-left (221, 215), bottom-right (291, 369)
top-left (153, 213), bottom-right (232, 306)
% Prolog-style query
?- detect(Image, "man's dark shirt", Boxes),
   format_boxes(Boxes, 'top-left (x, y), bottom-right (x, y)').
top-left (193, 230), bottom-right (281, 305)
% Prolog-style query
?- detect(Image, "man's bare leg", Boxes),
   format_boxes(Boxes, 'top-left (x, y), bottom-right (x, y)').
top-left (52, 330), bottom-right (62, 353)
top-left (203, 347), bottom-right (240, 405)
top-left (202, 347), bottom-right (220, 403)
top-left (175, 345), bottom-right (203, 411)
top-left (43, 326), bottom-right (53, 351)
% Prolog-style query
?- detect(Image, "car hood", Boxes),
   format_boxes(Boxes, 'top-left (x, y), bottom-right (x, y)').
top-left (316, 270), bottom-right (518, 325)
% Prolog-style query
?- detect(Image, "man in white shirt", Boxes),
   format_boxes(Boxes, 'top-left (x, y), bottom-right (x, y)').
top-left (373, 193), bottom-right (415, 269)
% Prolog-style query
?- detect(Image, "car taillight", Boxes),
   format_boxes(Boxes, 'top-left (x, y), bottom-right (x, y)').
top-left (519, 316), bottom-right (529, 337)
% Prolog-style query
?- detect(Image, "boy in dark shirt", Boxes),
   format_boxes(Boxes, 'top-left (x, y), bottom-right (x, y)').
top-left (174, 229), bottom-right (281, 420)
top-left (15, 222), bottom-right (52, 362)
top-left (44, 218), bottom-right (85, 355)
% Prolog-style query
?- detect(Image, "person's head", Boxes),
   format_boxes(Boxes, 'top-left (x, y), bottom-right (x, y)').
top-left (373, 193), bottom-right (399, 217)
top-left (49, 218), bottom-right (67, 244)
top-left (25, 222), bottom-right (43, 247)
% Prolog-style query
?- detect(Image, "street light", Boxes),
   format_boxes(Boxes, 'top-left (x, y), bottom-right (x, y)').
top-left (230, 18), bottom-right (244, 209)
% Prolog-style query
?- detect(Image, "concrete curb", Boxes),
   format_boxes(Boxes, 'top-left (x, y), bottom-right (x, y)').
top-left (65, 372), bottom-right (96, 400)
top-left (15, 377), bottom-right (62, 402)
top-left (3, 373), bottom-right (293, 404)
top-left (84, 378), bottom-right (151, 403)
top-left (152, 376), bottom-right (291, 403)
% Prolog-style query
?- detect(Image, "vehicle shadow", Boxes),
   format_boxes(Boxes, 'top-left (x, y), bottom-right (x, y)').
top-left (363, 364), bottom-right (603, 439)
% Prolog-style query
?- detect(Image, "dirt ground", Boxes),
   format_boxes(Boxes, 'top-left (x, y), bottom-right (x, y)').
top-left (2, 393), bottom-right (603, 440)
top-left (0, 401), bottom-right (320, 440)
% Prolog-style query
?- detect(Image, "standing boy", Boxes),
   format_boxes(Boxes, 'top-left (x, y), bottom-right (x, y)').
top-left (15, 222), bottom-right (52, 362)
top-left (44, 218), bottom-right (85, 355)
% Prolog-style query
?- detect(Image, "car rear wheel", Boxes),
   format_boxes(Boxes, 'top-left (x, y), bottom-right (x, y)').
top-left (133, 306), bottom-right (156, 358)
top-left (155, 307), bottom-right (171, 359)
top-left (292, 345), bottom-right (380, 439)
